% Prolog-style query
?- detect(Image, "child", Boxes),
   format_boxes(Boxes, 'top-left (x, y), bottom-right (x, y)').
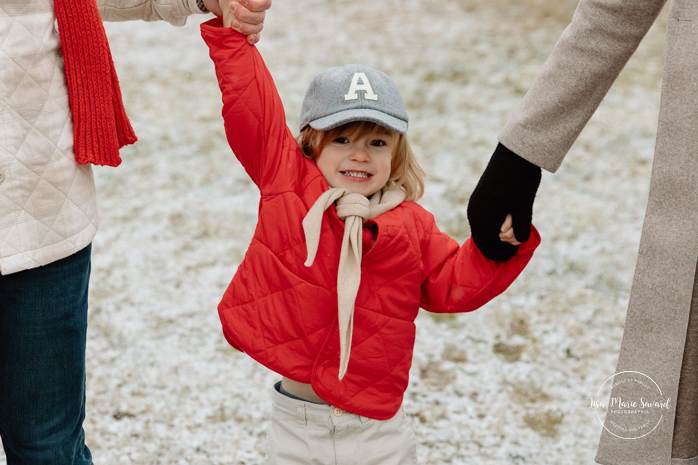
top-left (202, 16), bottom-right (540, 465)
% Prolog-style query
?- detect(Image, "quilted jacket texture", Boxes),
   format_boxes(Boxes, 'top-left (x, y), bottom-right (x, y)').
top-left (203, 19), bottom-right (541, 420)
top-left (0, 0), bottom-right (204, 275)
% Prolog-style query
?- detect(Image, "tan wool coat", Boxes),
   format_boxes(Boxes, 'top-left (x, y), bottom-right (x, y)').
top-left (498, 0), bottom-right (697, 463)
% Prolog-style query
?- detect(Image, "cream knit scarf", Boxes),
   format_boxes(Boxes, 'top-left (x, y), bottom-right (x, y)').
top-left (303, 187), bottom-right (405, 380)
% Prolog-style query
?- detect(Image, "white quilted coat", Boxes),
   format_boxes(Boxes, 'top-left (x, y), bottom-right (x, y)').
top-left (0, 0), bottom-right (204, 275)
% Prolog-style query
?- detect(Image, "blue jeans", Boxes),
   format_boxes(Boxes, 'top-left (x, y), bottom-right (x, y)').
top-left (0, 245), bottom-right (93, 465)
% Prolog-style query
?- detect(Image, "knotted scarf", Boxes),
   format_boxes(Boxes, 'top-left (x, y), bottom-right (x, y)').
top-left (54, 0), bottom-right (137, 167)
top-left (303, 187), bottom-right (406, 379)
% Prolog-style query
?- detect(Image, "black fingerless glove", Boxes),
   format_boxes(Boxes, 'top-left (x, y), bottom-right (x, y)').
top-left (467, 143), bottom-right (542, 262)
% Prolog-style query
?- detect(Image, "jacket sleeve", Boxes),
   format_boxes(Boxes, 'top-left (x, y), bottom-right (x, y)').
top-left (97, 0), bottom-right (204, 25)
top-left (201, 18), bottom-right (302, 194)
top-left (420, 211), bottom-right (541, 313)
top-left (498, 0), bottom-right (668, 173)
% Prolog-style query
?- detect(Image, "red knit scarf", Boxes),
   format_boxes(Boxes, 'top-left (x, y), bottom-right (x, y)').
top-left (54, 0), bottom-right (137, 167)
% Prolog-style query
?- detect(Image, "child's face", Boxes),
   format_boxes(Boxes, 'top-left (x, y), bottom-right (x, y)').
top-left (315, 126), bottom-right (394, 198)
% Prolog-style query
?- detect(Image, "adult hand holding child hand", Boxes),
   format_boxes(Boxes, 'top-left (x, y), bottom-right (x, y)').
top-left (467, 143), bottom-right (541, 262)
top-left (205, 0), bottom-right (271, 44)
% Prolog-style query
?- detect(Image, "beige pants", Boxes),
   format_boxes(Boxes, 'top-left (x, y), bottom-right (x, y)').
top-left (266, 382), bottom-right (419, 465)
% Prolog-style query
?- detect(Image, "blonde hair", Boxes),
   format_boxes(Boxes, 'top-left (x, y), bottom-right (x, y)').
top-left (296, 121), bottom-right (426, 201)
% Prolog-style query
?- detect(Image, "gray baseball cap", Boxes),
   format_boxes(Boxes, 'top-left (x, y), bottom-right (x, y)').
top-left (299, 64), bottom-right (408, 134)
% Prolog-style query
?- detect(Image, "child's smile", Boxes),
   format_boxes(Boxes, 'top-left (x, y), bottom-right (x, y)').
top-left (315, 128), bottom-right (393, 198)
top-left (341, 170), bottom-right (371, 179)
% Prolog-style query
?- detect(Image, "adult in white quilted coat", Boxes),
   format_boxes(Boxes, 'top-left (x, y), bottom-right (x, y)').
top-left (0, 0), bottom-right (268, 463)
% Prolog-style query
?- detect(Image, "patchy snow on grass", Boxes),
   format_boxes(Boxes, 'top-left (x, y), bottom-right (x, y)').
top-left (2, 0), bottom-right (670, 463)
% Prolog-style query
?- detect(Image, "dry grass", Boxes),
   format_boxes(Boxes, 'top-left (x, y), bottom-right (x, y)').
top-left (493, 342), bottom-right (526, 362)
top-left (523, 411), bottom-right (565, 438)
top-left (0, 0), bottom-right (671, 464)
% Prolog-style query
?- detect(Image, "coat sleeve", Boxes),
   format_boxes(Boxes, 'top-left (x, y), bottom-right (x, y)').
top-left (97, 0), bottom-right (204, 24)
top-left (201, 19), bottom-right (302, 194)
top-left (498, 0), bottom-right (668, 173)
top-left (419, 210), bottom-right (541, 313)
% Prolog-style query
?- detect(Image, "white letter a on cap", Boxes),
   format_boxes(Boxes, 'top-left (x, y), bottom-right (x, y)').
top-left (344, 73), bottom-right (378, 101)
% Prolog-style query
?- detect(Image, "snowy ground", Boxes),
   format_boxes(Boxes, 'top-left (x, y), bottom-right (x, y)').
top-left (2, 0), bottom-right (671, 463)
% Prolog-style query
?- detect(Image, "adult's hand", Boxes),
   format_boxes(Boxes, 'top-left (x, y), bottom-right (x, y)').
top-left (467, 143), bottom-right (541, 262)
top-left (205, 0), bottom-right (271, 44)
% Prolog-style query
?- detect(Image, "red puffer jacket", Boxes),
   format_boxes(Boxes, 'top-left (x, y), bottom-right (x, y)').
top-left (203, 19), bottom-right (541, 420)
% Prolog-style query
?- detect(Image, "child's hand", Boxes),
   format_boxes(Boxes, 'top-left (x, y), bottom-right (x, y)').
top-left (214, 0), bottom-right (271, 45)
top-left (499, 213), bottom-right (521, 246)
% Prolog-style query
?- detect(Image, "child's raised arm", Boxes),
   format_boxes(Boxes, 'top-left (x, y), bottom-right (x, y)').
top-left (201, 18), bottom-right (301, 194)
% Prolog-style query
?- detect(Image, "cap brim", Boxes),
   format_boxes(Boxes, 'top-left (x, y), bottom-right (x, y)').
top-left (308, 109), bottom-right (407, 134)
